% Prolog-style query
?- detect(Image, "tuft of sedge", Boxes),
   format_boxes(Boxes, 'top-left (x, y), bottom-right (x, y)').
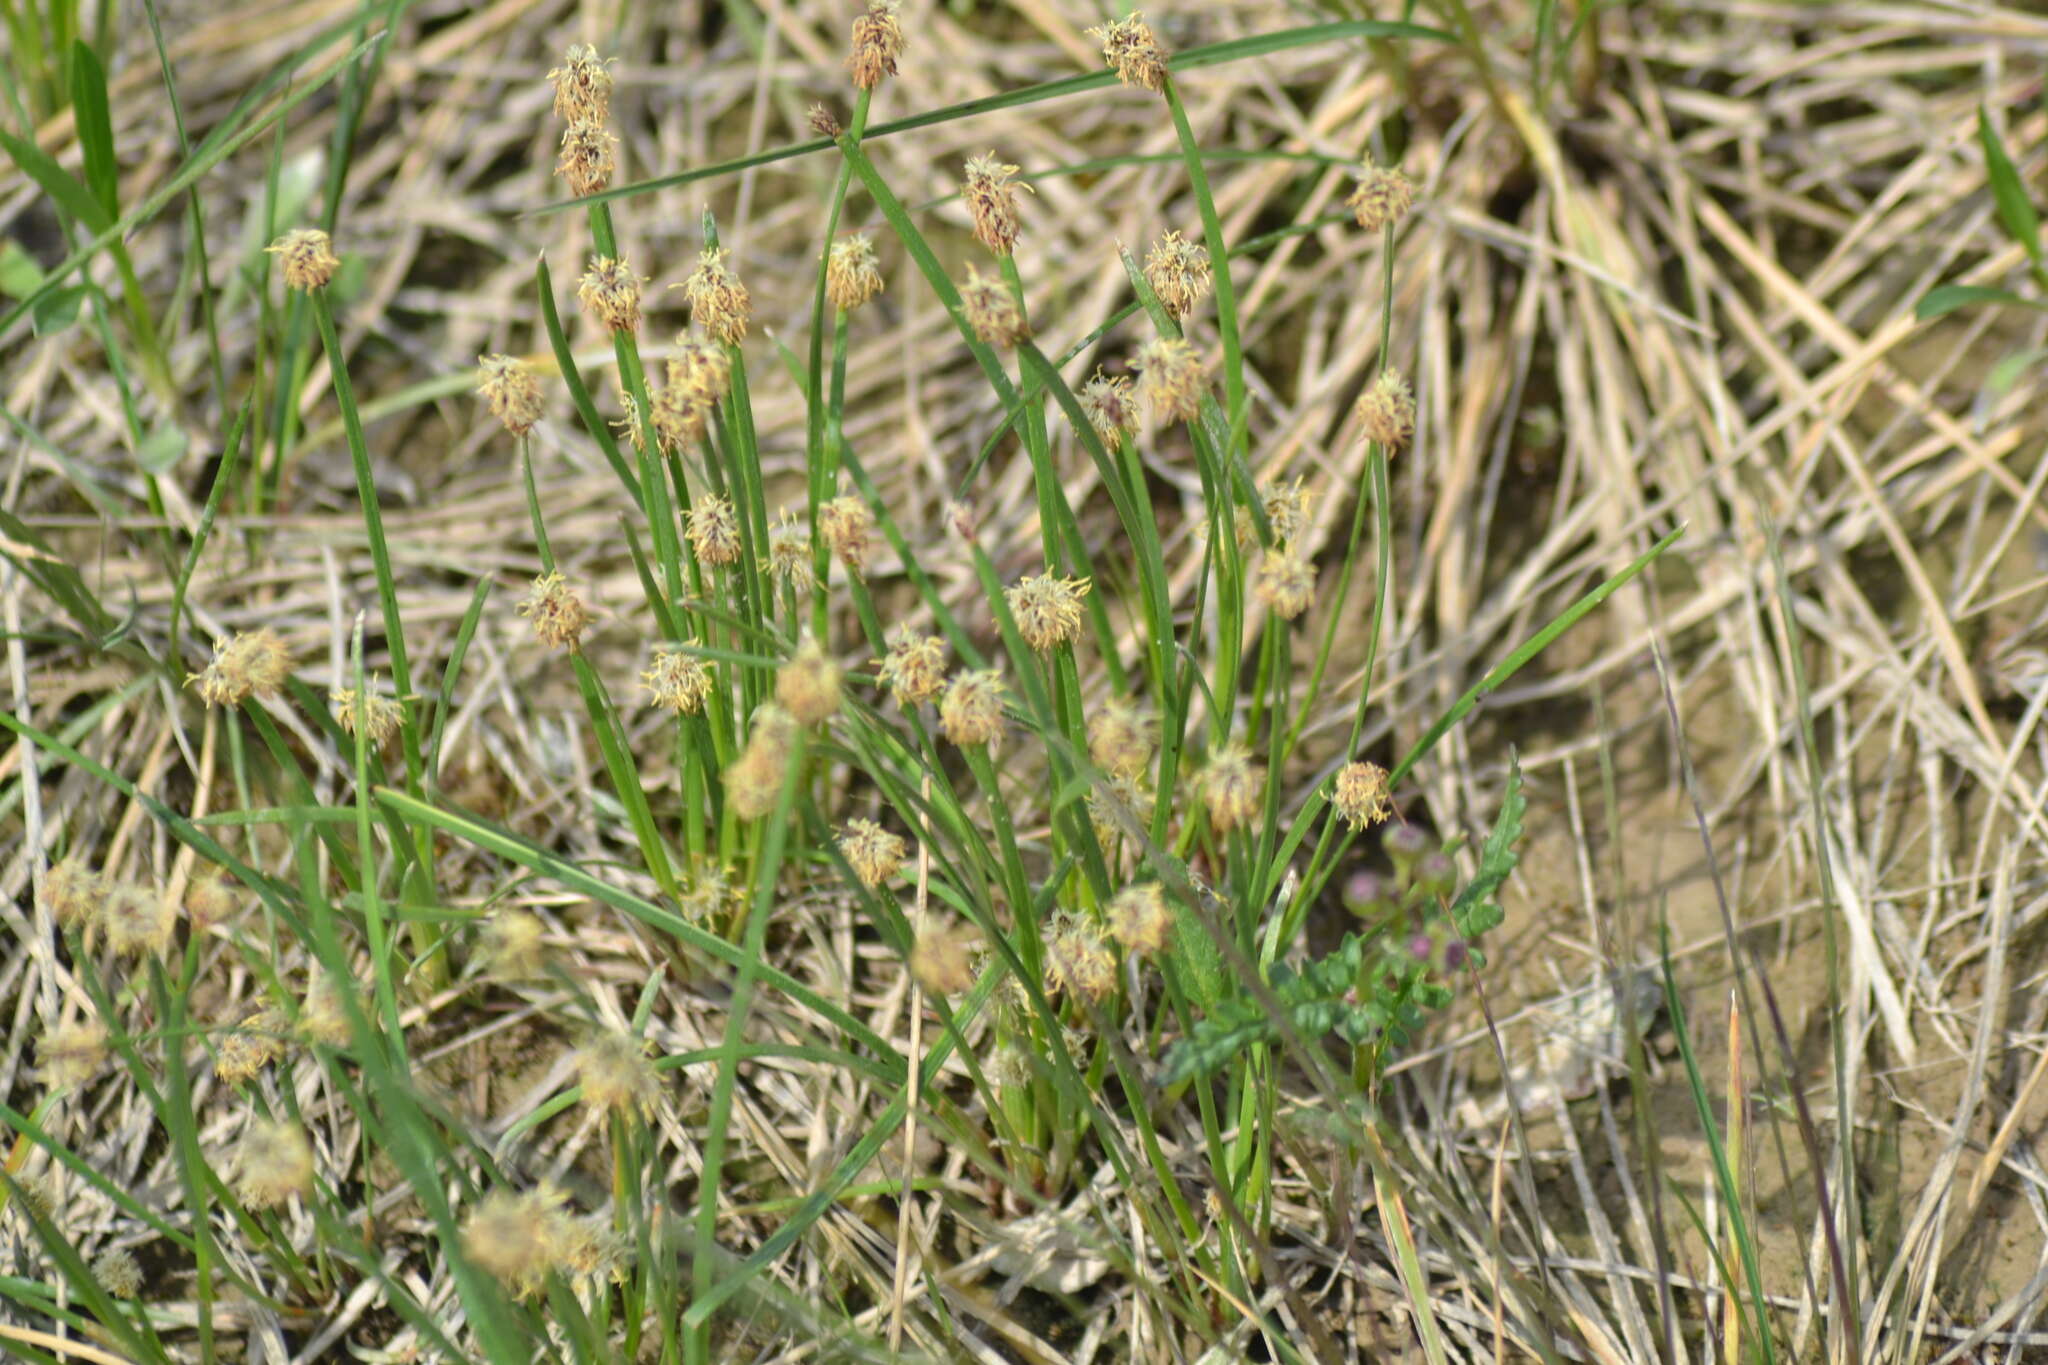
top-left (776, 638), bottom-right (843, 726)
top-left (1087, 699), bottom-right (1153, 780)
top-left (189, 627), bottom-right (294, 707)
top-left (1355, 368), bottom-right (1416, 450)
top-left (725, 704), bottom-right (799, 820)
top-left (38, 858), bottom-right (104, 930)
top-left (97, 882), bottom-right (178, 958)
top-left (838, 818), bottom-right (907, 887)
top-left (573, 1030), bottom-right (661, 1119)
top-left (958, 264), bottom-right (1028, 349)
top-left (642, 645), bottom-right (713, 715)
top-left (685, 494), bottom-right (744, 567)
top-left (184, 872), bottom-right (238, 931)
top-left (1086, 12), bottom-right (1169, 94)
top-left (1201, 745), bottom-right (1265, 834)
top-left (215, 1007), bottom-right (289, 1086)
top-left (554, 121), bottom-right (618, 199)
top-left (846, 0), bottom-right (905, 91)
top-left (876, 627), bottom-right (947, 708)
top-left (762, 508), bottom-right (816, 588)
top-left (807, 102), bottom-right (843, 138)
top-left (909, 920), bottom-right (978, 996)
top-left (679, 245), bottom-right (751, 345)
top-left (960, 152), bottom-right (1030, 257)
top-left (546, 44), bottom-right (614, 126)
top-left (1133, 337), bottom-right (1208, 425)
top-left (1047, 919), bottom-right (1117, 1003)
top-left (330, 682), bottom-right (405, 746)
top-left (1347, 160), bottom-right (1416, 234)
top-left (477, 354), bottom-right (544, 437)
top-left (1254, 551), bottom-right (1316, 621)
top-left (266, 229), bottom-right (339, 292)
top-left (577, 256), bottom-right (643, 334)
top-left (825, 233), bottom-right (885, 312)
top-left (1143, 230), bottom-right (1212, 320)
top-left (817, 492), bottom-right (875, 575)
top-left (36, 1019), bottom-right (109, 1090)
top-left (1075, 368), bottom-right (1138, 452)
top-left (939, 669), bottom-right (1006, 749)
top-left (92, 1248), bottom-right (142, 1299)
top-left (668, 334), bottom-right (733, 406)
top-left (1332, 760), bottom-right (1392, 831)
top-left (1107, 882), bottom-right (1172, 957)
top-left (298, 972), bottom-right (354, 1048)
top-left (461, 1185), bottom-right (573, 1298)
top-left (234, 1117), bottom-right (315, 1209)
top-left (1006, 571), bottom-right (1090, 653)
top-left (518, 571), bottom-right (592, 652)
top-left (477, 908), bottom-right (548, 980)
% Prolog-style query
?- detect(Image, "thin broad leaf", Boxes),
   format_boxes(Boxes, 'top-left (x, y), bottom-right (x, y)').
top-left (1914, 282), bottom-right (2046, 321)
top-left (69, 41), bottom-right (119, 222)
top-left (0, 129), bottom-right (109, 233)
top-left (0, 240), bottom-right (43, 297)
top-left (1979, 105), bottom-right (2044, 272)
top-left (542, 20), bottom-right (1452, 214)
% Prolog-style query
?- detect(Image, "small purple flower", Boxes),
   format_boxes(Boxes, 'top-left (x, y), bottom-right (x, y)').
top-left (1383, 824), bottom-right (1429, 861)
top-left (1440, 937), bottom-right (1469, 971)
top-left (1407, 931), bottom-right (1435, 962)
top-left (1344, 871), bottom-right (1391, 913)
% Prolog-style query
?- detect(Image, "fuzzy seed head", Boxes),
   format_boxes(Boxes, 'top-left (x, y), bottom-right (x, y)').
top-left (518, 571), bottom-right (591, 651)
top-left (961, 152), bottom-right (1029, 257)
top-left (1108, 883), bottom-right (1172, 956)
top-left (686, 494), bottom-right (744, 567)
top-left (462, 1186), bottom-right (570, 1298)
top-left (98, 883), bottom-right (177, 958)
top-left (642, 645), bottom-right (713, 715)
top-left (184, 873), bottom-right (238, 931)
top-left (776, 639), bottom-right (843, 726)
top-left (1259, 477), bottom-right (1317, 549)
top-left (575, 1030), bottom-right (661, 1119)
top-left (667, 334), bottom-right (733, 406)
top-left (1255, 551), bottom-right (1317, 621)
top-left (266, 229), bottom-right (338, 291)
top-left (235, 1118), bottom-right (315, 1209)
top-left (650, 384), bottom-right (709, 453)
top-left (1088, 772), bottom-right (1150, 851)
top-left (546, 44), bottom-right (614, 125)
top-left (190, 628), bottom-right (294, 707)
top-left (578, 256), bottom-right (643, 334)
top-left (679, 863), bottom-right (737, 924)
top-left (959, 264), bottom-right (1028, 348)
top-left (1144, 230), bottom-right (1212, 320)
top-left (877, 628), bottom-right (947, 708)
top-left (478, 909), bottom-right (548, 980)
top-left (847, 1), bottom-right (905, 91)
top-left (1087, 12), bottom-right (1169, 93)
top-left (910, 920), bottom-right (978, 996)
top-left (1134, 337), bottom-right (1208, 425)
top-left (1075, 368), bottom-right (1138, 452)
top-left (1048, 922), bottom-right (1117, 1003)
top-left (1087, 700), bottom-right (1153, 780)
top-left (763, 508), bottom-right (815, 588)
top-left (555, 120), bottom-right (618, 199)
top-left (1007, 572), bottom-right (1090, 652)
top-left (614, 386), bottom-right (647, 454)
top-left (37, 1019), bottom-right (109, 1090)
top-left (808, 103), bottom-right (843, 138)
top-left (817, 493), bottom-right (875, 575)
top-left (726, 705), bottom-right (798, 820)
top-left (1347, 162), bottom-right (1416, 234)
top-left (1332, 760), bottom-right (1392, 832)
top-left (1356, 369), bottom-right (1415, 450)
top-left (839, 818), bottom-right (907, 887)
top-left (1202, 745), bottom-right (1265, 834)
top-left (681, 245), bottom-right (751, 344)
top-left (330, 682), bottom-right (405, 746)
top-left (939, 669), bottom-right (1006, 748)
top-left (39, 858), bottom-right (103, 929)
top-left (476, 354), bottom-right (544, 437)
top-left (216, 1007), bottom-right (289, 1086)
top-left (825, 232), bottom-right (885, 311)
top-left (299, 972), bottom-right (353, 1048)
top-left (93, 1248), bottom-right (142, 1299)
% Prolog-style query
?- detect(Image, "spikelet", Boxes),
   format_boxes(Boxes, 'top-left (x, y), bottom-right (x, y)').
top-left (642, 645), bottom-right (713, 714)
top-left (680, 246), bottom-right (751, 345)
top-left (578, 256), bottom-right (643, 334)
top-left (1075, 369), bottom-right (1138, 452)
top-left (266, 229), bottom-right (338, 292)
top-left (910, 920), bottom-right (978, 996)
top-left (555, 121), bottom-right (618, 199)
top-left (776, 639), bottom-right (843, 726)
top-left (1143, 230), bottom-right (1211, 320)
top-left (97, 883), bottom-right (177, 957)
top-left (477, 909), bottom-right (548, 981)
top-left (1332, 761), bottom-right (1392, 831)
top-left (1047, 920), bottom-right (1117, 1003)
top-left (1254, 552), bottom-right (1316, 621)
top-left (685, 494), bottom-right (744, 567)
top-left (1133, 337), bottom-right (1208, 425)
top-left (38, 858), bottom-right (103, 929)
top-left (1347, 160), bottom-right (1416, 233)
top-left (234, 1118), bottom-right (315, 1209)
top-left (876, 628), bottom-right (947, 708)
top-left (762, 508), bottom-right (814, 588)
top-left (960, 152), bottom-right (1030, 257)
top-left (1202, 745), bottom-right (1265, 834)
top-left (847, 1), bottom-right (906, 91)
top-left (189, 628), bottom-right (294, 707)
top-left (959, 264), bottom-right (1028, 348)
top-left (1086, 12), bottom-right (1168, 93)
top-left (1107, 883), bottom-right (1171, 956)
top-left (1356, 368), bottom-right (1415, 450)
top-left (330, 682), bottom-right (405, 746)
top-left (37, 1019), bottom-right (109, 1089)
top-left (546, 45), bottom-right (614, 125)
top-left (839, 818), bottom-right (907, 887)
top-left (817, 492), bottom-right (874, 575)
top-left (574, 1030), bottom-right (661, 1118)
top-left (1006, 572), bottom-right (1090, 652)
top-left (1087, 700), bottom-right (1153, 780)
top-left (478, 354), bottom-right (544, 436)
top-left (518, 571), bottom-right (591, 651)
top-left (939, 670), bottom-right (1005, 748)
